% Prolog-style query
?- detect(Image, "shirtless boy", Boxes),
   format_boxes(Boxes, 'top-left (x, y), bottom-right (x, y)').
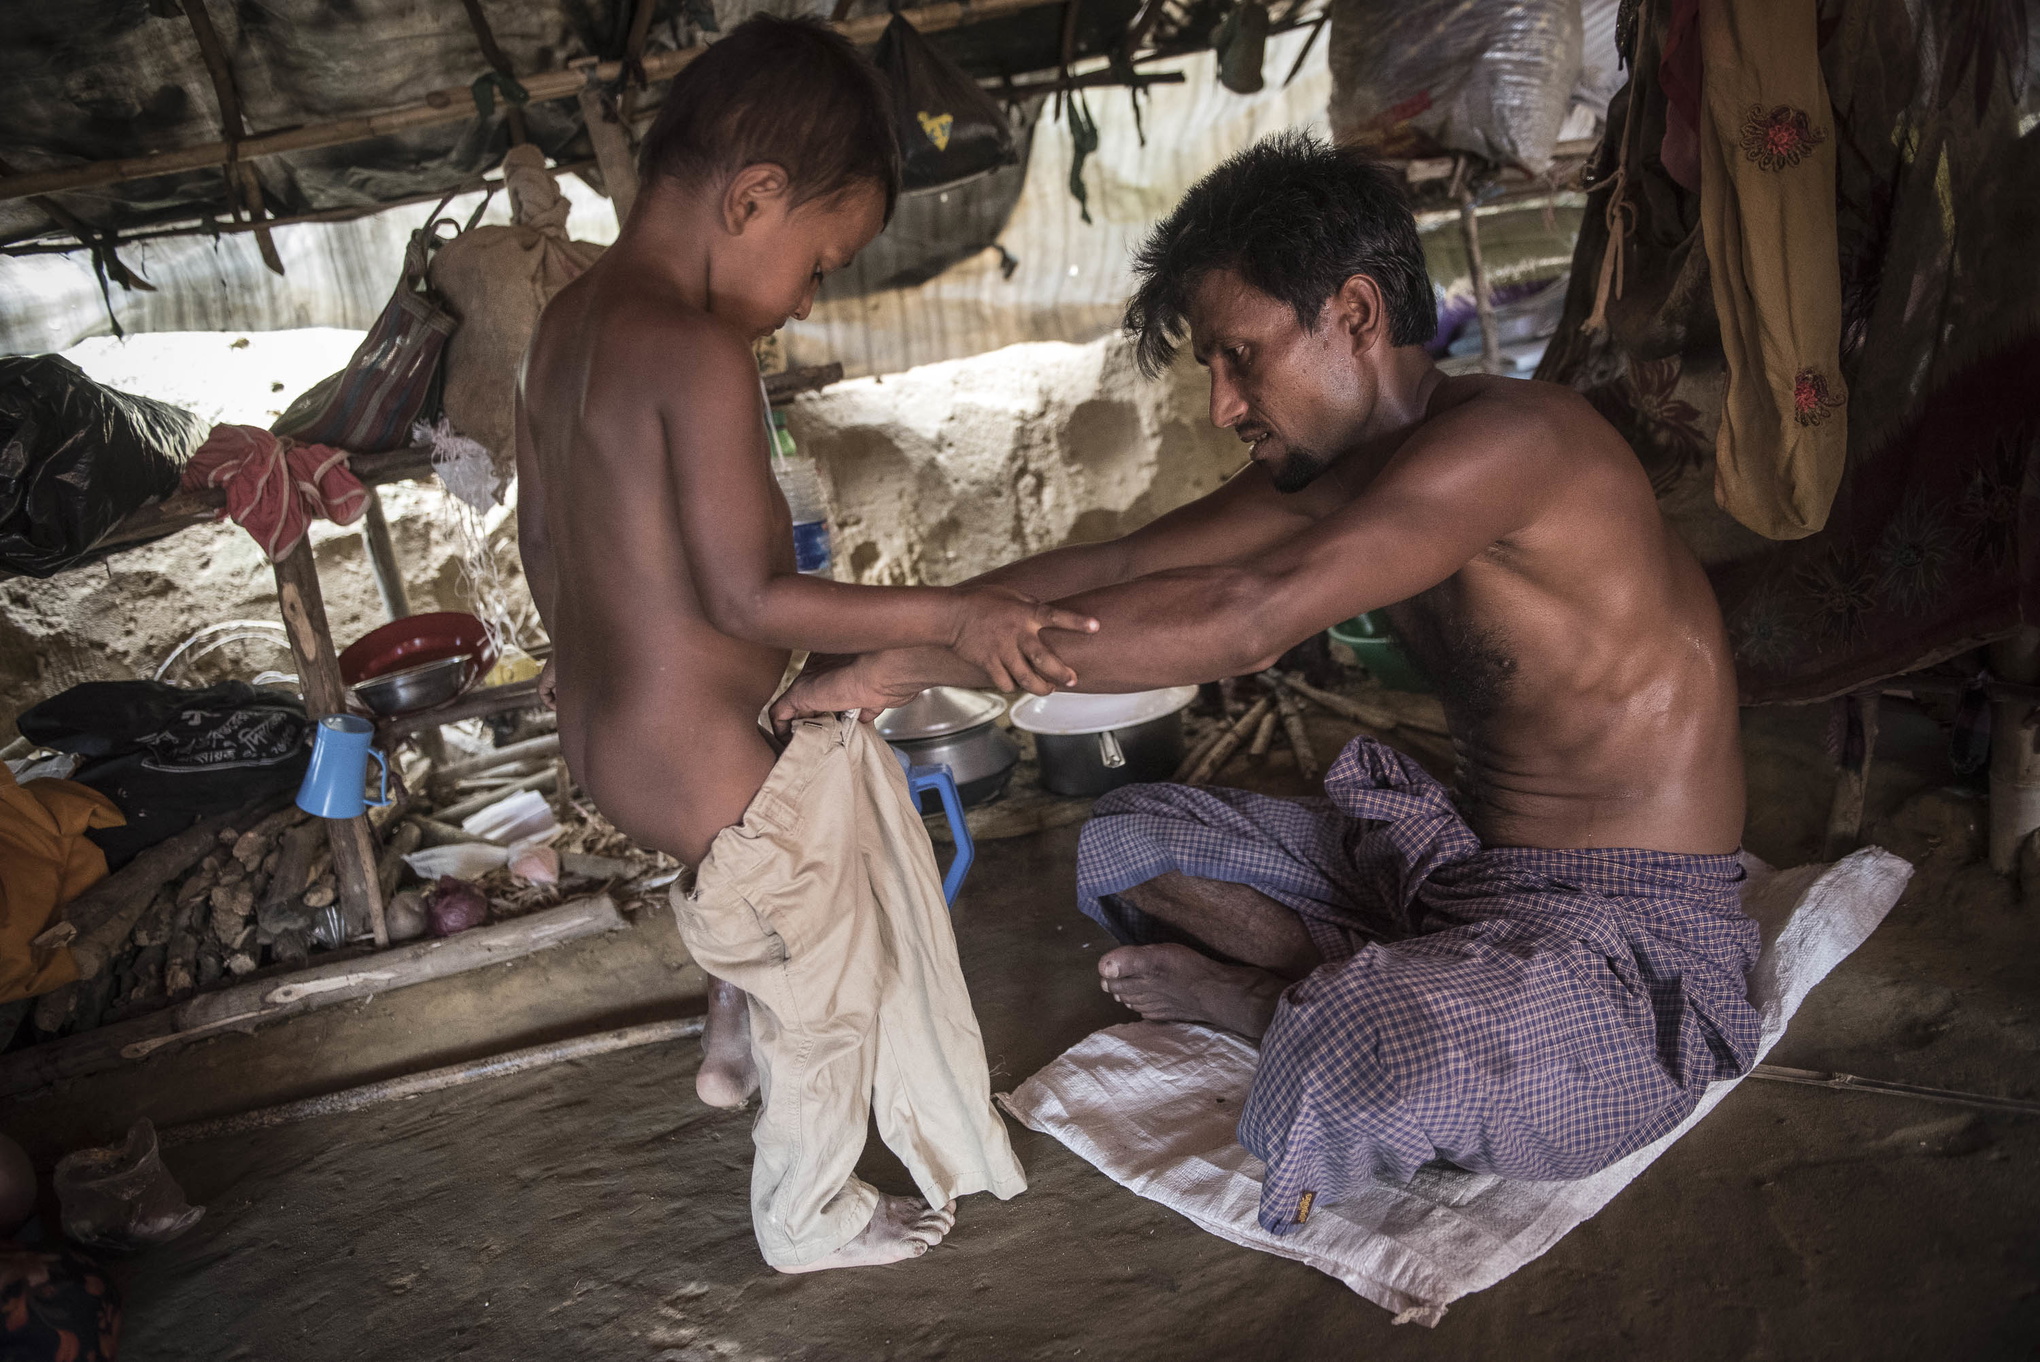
top-left (779, 131), bottom-right (1761, 1232)
top-left (516, 16), bottom-right (1075, 1271)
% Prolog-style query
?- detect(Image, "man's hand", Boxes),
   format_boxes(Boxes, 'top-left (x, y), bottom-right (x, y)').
top-left (769, 654), bottom-right (925, 733)
top-left (537, 656), bottom-right (559, 711)
top-left (951, 586), bottom-right (1098, 695)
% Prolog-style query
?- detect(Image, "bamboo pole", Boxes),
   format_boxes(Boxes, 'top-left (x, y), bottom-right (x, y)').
top-left (0, 0), bottom-right (1062, 205)
top-left (161, 1014), bottom-right (705, 1147)
top-left (1186, 696), bottom-right (1273, 785)
top-left (1247, 704), bottom-right (1279, 758)
top-left (1268, 672), bottom-right (1394, 729)
top-left (274, 541), bottom-right (389, 947)
top-left (1457, 165), bottom-right (1502, 376)
top-left (1274, 685), bottom-right (1319, 783)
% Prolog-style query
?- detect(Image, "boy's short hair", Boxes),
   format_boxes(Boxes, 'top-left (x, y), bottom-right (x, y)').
top-left (637, 14), bottom-right (903, 219)
top-left (1123, 130), bottom-right (1434, 377)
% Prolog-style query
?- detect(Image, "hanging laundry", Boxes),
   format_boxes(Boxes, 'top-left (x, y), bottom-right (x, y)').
top-left (181, 423), bottom-right (367, 562)
top-left (0, 762), bottom-right (123, 1003)
top-left (1698, 0), bottom-right (1847, 539)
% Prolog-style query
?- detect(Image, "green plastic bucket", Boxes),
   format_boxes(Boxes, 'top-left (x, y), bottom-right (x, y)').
top-left (1326, 613), bottom-right (1435, 693)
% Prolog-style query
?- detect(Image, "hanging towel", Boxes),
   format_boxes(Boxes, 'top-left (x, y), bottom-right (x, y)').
top-left (181, 424), bottom-right (367, 562)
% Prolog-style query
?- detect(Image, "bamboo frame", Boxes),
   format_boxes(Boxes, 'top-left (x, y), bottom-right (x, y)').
top-left (0, 0), bottom-right (1063, 206)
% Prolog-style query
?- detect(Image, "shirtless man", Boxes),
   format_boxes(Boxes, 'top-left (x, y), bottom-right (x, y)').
top-left (518, 16), bottom-right (1070, 1270)
top-left (778, 131), bottom-right (1760, 1229)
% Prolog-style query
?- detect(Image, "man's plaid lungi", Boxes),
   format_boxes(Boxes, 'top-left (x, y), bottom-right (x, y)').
top-left (1075, 734), bottom-right (1761, 1236)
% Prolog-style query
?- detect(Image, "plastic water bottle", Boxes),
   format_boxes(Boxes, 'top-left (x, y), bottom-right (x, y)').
top-left (768, 409), bottom-right (834, 577)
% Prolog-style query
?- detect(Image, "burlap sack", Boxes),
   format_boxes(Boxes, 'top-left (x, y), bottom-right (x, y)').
top-left (429, 144), bottom-right (605, 485)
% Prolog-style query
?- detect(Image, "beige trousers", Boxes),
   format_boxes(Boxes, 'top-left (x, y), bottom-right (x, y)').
top-left (670, 714), bottom-right (1026, 1267)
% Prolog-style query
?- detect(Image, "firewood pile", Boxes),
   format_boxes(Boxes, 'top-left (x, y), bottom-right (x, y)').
top-left (22, 718), bottom-right (677, 1049)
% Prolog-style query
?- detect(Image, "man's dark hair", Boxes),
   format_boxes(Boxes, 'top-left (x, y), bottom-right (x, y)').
top-left (1123, 130), bottom-right (1434, 376)
top-left (637, 14), bottom-right (903, 220)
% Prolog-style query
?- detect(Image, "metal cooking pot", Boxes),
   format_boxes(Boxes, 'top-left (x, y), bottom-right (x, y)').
top-left (875, 688), bottom-right (1019, 808)
top-left (1008, 687), bottom-right (1199, 798)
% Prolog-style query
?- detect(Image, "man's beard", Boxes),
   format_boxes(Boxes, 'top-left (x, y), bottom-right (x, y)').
top-left (1266, 443), bottom-right (1333, 493)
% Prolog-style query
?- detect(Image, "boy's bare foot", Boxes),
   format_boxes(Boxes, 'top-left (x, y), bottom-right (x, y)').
top-left (1098, 943), bottom-right (1286, 1040)
top-left (776, 1196), bottom-right (957, 1274)
top-left (695, 978), bottom-right (759, 1108)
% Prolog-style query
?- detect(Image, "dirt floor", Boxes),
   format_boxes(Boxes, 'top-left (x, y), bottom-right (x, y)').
top-left (7, 702), bottom-right (2040, 1360)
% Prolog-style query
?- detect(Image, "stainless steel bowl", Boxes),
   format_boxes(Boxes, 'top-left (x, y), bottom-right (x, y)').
top-left (351, 654), bottom-right (472, 716)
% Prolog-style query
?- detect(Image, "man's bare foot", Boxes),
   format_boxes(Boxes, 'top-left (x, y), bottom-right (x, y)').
top-left (1098, 943), bottom-right (1286, 1040)
top-left (775, 1197), bottom-right (957, 1274)
top-left (695, 978), bottom-right (759, 1108)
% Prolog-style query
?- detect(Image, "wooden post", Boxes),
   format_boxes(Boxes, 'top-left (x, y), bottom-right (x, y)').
top-left (274, 541), bottom-right (389, 946)
top-left (574, 59), bottom-right (640, 228)
top-left (1823, 692), bottom-right (1880, 862)
top-left (1988, 627), bottom-right (2040, 875)
top-left (359, 486), bottom-right (410, 622)
top-left (1458, 182), bottom-right (1502, 376)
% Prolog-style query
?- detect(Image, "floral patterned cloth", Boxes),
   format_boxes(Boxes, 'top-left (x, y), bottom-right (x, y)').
top-left (1539, 0), bottom-right (2040, 702)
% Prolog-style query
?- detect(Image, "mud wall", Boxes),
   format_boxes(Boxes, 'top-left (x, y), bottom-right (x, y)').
top-left (794, 334), bottom-right (1239, 587)
top-left (0, 332), bottom-right (1235, 734)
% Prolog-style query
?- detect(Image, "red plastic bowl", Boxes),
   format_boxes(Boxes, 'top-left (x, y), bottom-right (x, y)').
top-left (339, 612), bottom-right (496, 694)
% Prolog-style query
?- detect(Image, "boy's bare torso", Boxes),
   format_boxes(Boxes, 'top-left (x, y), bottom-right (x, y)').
top-left (519, 264), bottom-right (789, 864)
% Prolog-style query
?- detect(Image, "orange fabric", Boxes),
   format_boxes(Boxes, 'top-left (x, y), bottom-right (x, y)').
top-left (0, 764), bottom-right (124, 1003)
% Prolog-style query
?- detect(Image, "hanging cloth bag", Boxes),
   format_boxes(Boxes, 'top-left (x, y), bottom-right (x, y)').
top-left (272, 219), bottom-right (459, 453)
top-left (428, 143), bottom-right (606, 487)
top-left (873, 13), bottom-right (1018, 193)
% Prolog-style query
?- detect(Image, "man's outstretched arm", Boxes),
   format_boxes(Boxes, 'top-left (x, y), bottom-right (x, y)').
top-left (777, 398), bottom-right (1561, 719)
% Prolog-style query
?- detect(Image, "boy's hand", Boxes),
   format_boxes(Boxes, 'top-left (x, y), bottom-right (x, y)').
top-left (952, 587), bottom-right (1098, 695)
top-left (770, 654), bottom-right (921, 732)
top-left (537, 657), bottom-right (559, 711)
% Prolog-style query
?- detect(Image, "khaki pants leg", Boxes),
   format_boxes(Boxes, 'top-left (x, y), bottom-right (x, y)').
top-left (848, 719), bottom-right (1028, 1206)
top-left (670, 715), bottom-right (1023, 1268)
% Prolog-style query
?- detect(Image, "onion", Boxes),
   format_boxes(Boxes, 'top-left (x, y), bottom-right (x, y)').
top-left (426, 876), bottom-right (490, 936)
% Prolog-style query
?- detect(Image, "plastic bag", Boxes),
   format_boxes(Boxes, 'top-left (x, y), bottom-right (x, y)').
top-left (53, 1119), bottom-right (204, 1252)
top-left (17, 679), bottom-right (310, 869)
top-left (1327, 0), bottom-right (1584, 175)
top-left (429, 144), bottom-right (605, 486)
top-left (273, 220), bottom-right (457, 453)
top-left (874, 14), bottom-right (1019, 193)
top-left (0, 355), bottom-right (207, 577)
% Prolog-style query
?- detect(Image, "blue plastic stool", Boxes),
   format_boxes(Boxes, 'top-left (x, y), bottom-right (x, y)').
top-left (893, 749), bottom-right (975, 907)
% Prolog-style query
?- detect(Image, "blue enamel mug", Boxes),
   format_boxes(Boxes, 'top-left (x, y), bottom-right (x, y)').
top-left (297, 714), bottom-right (392, 819)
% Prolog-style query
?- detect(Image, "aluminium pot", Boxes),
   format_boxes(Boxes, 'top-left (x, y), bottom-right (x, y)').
top-left (1007, 687), bottom-right (1199, 798)
top-left (875, 687), bottom-right (1020, 809)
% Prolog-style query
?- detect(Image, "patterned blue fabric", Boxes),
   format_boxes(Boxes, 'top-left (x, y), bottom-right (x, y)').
top-left (1074, 735), bottom-right (1761, 1236)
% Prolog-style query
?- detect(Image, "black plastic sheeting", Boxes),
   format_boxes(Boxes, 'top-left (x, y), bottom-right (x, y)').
top-left (0, 354), bottom-right (207, 577)
top-left (0, 0), bottom-right (1159, 248)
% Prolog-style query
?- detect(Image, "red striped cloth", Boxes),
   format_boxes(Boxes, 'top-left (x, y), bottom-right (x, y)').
top-left (180, 424), bottom-right (367, 562)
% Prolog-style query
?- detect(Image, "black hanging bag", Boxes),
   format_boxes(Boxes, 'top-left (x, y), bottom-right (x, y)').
top-left (872, 13), bottom-right (1018, 193)
top-left (0, 356), bottom-right (207, 577)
